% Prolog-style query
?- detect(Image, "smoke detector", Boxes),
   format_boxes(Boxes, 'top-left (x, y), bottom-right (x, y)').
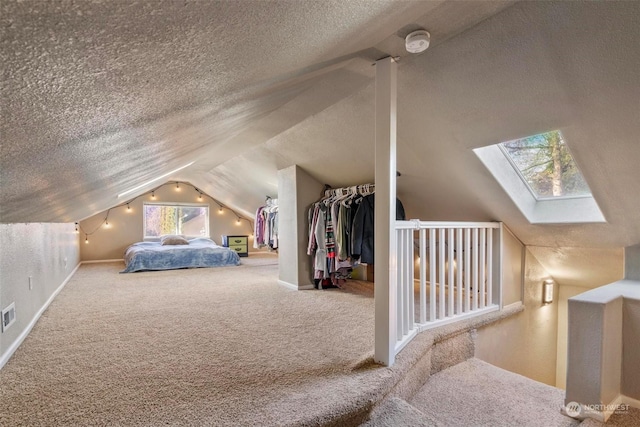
top-left (405, 30), bottom-right (430, 54)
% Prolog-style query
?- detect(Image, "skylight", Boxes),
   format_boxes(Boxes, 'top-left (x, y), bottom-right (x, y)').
top-left (499, 130), bottom-right (592, 199)
top-left (474, 130), bottom-right (605, 224)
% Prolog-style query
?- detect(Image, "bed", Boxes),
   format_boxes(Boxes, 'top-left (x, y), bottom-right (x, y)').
top-left (121, 237), bottom-right (241, 273)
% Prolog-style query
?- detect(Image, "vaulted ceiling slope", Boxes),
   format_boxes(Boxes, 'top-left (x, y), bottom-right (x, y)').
top-left (2, 2), bottom-right (639, 263)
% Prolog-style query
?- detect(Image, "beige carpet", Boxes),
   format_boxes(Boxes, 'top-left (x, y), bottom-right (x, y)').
top-left (364, 358), bottom-right (580, 427)
top-left (406, 358), bottom-right (579, 427)
top-left (0, 254), bottom-right (383, 426)
top-left (579, 407), bottom-right (640, 427)
top-left (4, 254), bottom-right (631, 426)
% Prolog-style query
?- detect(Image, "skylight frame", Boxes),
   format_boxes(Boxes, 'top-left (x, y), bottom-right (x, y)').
top-left (473, 133), bottom-right (606, 224)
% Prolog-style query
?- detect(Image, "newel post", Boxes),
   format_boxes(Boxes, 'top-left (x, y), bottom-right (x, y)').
top-left (374, 56), bottom-right (398, 366)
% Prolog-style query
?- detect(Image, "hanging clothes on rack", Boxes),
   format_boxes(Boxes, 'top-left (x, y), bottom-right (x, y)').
top-left (351, 193), bottom-right (406, 265)
top-left (254, 197), bottom-right (279, 250)
top-left (307, 184), bottom-right (405, 289)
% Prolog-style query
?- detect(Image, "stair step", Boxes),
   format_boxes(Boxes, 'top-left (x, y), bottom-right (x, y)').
top-left (362, 397), bottom-right (432, 427)
top-left (407, 358), bottom-right (580, 427)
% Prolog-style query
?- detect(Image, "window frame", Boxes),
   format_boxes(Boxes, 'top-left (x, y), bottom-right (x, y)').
top-left (143, 202), bottom-right (210, 240)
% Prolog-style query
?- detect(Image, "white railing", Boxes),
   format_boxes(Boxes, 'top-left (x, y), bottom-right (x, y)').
top-left (394, 220), bottom-right (503, 353)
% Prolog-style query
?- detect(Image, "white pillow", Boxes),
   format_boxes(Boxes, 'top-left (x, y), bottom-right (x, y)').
top-left (160, 235), bottom-right (189, 245)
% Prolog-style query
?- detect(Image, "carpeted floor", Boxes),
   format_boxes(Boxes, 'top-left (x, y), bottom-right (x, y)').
top-left (0, 254), bottom-right (383, 426)
top-left (2, 254), bottom-right (637, 426)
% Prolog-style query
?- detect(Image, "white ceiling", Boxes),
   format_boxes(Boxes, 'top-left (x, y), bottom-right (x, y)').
top-left (2, 1), bottom-right (639, 286)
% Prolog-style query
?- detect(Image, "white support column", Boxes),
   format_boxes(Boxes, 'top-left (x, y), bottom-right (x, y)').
top-left (374, 56), bottom-right (397, 366)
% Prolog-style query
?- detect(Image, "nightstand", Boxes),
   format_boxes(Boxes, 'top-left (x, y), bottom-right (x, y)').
top-left (222, 235), bottom-right (249, 257)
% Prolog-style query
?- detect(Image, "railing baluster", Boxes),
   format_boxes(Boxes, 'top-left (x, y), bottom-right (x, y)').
top-left (487, 228), bottom-right (493, 307)
top-left (447, 228), bottom-right (454, 317)
top-left (464, 228), bottom-right (470, 312)
top-left (429, 228), bottom-right (436, 322)
top-left (397, 229), bottom-right (403, 339)
top-left (479, 228), bottom-right (486, 309)
top-left (420, 228), bottom-right (427, 324)
top-left (408, 229), bottom-right (414, 330)
top-left (472, 228), bottom-right (478, 311)
top-left (401, 229), bottom-right (407, 335)
top-left (456, 228), bottom-right (462, 315)
top-left (438, 228), bottom-right (445, 319)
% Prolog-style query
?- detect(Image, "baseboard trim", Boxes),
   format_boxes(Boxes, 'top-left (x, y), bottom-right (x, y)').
top-left (621, 394), bottom-right (640, 410)
top-left (278, 280), bottom-right (314, 291)
top-left (0, 262), bottom-right (81, 370)
top-left (81, 259), bottom-right (124, 264)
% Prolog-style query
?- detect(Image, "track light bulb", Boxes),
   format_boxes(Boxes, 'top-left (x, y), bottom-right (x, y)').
top-left (176, 182), bottom-right (180, 191)
top-left (236, 218), bottom-right (241, 224)
top-left (127, 204), bottom-right (131, 211)
top-left (85, 235), bottom-right (89, 244)
top-left (219, 207), bottom-right (223, 214)
top-left (151, 191), bottom-right (156, 200)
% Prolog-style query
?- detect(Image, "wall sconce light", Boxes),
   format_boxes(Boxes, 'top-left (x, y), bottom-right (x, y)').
top-left (151, 191), bottom-right (156, 200)
top-left (543, 279), bottom-right (554, 304)
top-left (175, 182), bottom-right (181, 191)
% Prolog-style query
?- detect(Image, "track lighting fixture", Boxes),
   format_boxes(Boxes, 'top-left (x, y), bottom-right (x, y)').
top-left (75, 222), bottom-right (79, 233)
top-left (151, 191), bottom-right (156, 200)
top-left (127, 203), bottom-right (131, 211)
top-left (175, 182), bottom-right (180, 191)
top-left (85, 235), bottom-right (89, 244)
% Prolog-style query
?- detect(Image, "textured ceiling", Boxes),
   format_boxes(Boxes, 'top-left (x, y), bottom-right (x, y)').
top-left (2, 1), bottom-right (639, 284)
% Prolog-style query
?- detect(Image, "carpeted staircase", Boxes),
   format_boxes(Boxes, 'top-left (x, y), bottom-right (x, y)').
top-left (363, 358), bottom-right (579, 427)
top-left (363, 357), bottom-right (640, 427)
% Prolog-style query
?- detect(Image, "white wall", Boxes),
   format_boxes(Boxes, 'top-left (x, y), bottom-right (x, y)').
top-left (555, 284), bottom-right (591, 389)
top-left (0, 223), bottom-right (80, 366)
top-left (623, 297), bottom-right (640, 399)
top-left (475, 246), bottom-right (559, 386)
top-left (277, 165), bottom-right (323, 289)
top-left (626, 243), bottom-right (640, 280)
top-left (80, 182), bottom-right (257, 261)
top-left (502, 226), bottom-right (524, 306)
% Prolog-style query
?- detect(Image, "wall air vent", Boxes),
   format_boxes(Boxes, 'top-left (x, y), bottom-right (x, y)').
top-left (2, 302), bottom-right (16, 332)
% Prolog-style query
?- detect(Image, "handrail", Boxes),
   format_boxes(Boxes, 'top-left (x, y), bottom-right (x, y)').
top-left (396, 220), bottom-right (501, 229)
